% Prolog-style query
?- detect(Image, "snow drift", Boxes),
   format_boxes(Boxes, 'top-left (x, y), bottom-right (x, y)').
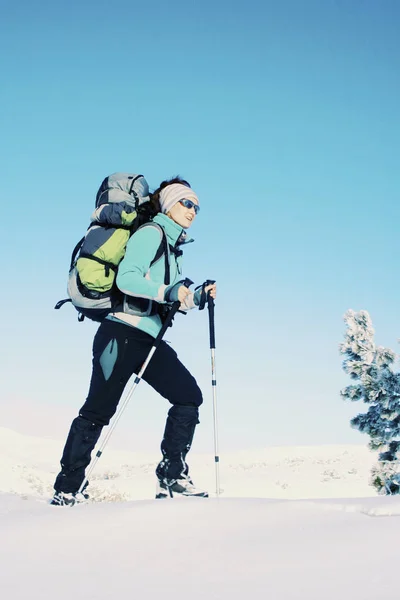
top-left (1, 427), bottom-right (398, 600)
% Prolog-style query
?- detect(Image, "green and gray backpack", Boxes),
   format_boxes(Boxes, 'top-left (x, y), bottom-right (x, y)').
top-left (55, 172), bottom-right (167, 322)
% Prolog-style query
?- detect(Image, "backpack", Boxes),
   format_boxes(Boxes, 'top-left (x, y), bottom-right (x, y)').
top-left (55, 172), bottom-right (169, 322)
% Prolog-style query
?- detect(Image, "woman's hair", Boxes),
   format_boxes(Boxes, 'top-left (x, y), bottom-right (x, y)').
top-left (149, 176), bottom-right (191, 214)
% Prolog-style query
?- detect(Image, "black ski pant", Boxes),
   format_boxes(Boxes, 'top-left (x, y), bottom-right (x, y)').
top-left (54, 319), bottom-right (203, 493)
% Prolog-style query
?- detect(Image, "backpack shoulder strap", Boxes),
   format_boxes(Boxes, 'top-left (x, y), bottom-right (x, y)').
top-left (140, 222), bottom-right (170, 285)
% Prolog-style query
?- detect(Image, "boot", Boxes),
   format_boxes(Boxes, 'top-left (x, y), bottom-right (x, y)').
top-left (156, 471), bottom-right (208, 498)
top-left (50, 489), bottom-right (90, 506)
top-left (53, 416), bottom-right (102, 494)
top-left (155, 405), bottom-right (208, 498)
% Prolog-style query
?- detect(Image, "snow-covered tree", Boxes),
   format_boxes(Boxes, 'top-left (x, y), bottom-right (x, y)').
top-left (340, 310), bottom-right (400, 494)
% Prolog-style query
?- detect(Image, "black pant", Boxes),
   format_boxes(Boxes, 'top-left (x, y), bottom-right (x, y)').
top-left (54, 319), bottom-right (203, 493)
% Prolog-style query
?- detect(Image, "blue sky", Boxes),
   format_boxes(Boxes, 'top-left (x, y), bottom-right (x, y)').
top-left (1, 0), bottom-right (400, 455)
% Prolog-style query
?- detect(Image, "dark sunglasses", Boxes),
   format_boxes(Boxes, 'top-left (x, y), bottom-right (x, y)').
top-left (179, 199), bottom-right (200, 214)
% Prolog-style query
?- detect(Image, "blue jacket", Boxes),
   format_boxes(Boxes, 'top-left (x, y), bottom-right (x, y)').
top-left (109, 213), bottom-right (195, 337)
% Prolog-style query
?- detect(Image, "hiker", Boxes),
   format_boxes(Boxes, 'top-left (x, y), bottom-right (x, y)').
top-left (51, 177), bottom-right (216, 505)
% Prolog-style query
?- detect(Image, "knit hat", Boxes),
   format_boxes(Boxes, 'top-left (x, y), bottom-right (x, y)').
top-left (159, 183), bottom-right (199, 215)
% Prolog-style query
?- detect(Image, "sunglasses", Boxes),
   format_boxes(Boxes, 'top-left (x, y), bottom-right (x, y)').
top-left (179, 199), bottom-right (200, 215)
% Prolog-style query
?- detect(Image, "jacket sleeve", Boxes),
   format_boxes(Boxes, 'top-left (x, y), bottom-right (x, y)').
top-left (116, 225), bottom-right (168, 302)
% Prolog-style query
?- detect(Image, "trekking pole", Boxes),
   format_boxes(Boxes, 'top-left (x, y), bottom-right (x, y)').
top-left (78, 278), bottom-right (194, 495)
top-left (207, 284), bottom-right (220, 497)
top-left (199, 279), bottom-right (220, 497)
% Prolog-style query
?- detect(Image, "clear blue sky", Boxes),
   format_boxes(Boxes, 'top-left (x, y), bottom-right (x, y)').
top-left (1, 0), bottom-right (400, 455)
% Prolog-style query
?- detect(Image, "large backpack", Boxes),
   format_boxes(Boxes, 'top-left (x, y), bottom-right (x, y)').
top-left (55, 172), bottom-right (169, 322)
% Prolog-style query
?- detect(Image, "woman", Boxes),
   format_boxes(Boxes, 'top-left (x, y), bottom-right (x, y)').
top-left (51, 177), bottom-right (216, 505)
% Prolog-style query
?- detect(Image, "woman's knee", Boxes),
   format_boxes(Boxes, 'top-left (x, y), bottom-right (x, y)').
top-left (175, 379), bottom-right (203, 408)
top-left (192, 383), bottom-right (203, 407)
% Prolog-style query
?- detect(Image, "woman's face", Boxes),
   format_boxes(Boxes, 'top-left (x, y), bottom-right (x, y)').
top-left (167, 199), bottom-right (199, 229)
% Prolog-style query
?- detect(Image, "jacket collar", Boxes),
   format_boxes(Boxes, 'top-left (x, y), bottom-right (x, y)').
top-left (153, 213), bottom-right (194, 247)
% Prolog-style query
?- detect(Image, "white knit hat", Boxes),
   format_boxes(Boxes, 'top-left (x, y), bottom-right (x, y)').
top-left (159, 183), bottom-right (199, 215)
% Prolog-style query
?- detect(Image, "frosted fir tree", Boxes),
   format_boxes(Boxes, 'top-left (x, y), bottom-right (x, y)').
top-left (340, 310), bottom-right (400, 494)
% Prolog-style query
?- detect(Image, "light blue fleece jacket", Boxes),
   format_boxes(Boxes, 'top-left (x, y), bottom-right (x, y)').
top-left (109, 213), bottom-right (195, 337)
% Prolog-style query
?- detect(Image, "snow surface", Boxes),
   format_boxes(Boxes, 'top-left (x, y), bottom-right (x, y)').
top-left (1, 427), bottom-right (399, 599)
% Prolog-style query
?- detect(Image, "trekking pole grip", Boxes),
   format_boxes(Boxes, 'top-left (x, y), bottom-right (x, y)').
top-left (205, 279), bottom-right (216, 350)
top-left (154, 278), bottom-right (194, 347)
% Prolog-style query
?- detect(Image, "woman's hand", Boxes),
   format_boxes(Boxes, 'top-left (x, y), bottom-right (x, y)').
top-left (194, 282), bottom-right (217, 306)
top-left (176, 286), bottom-right (191, 303)
top-left (165, 282), bottom-right (191, 303)
top-left (205, 283), bottom-right (217, 299)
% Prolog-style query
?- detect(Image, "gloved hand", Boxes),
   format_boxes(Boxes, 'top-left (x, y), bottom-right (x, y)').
top-left (165, 280), bottom-right (191, 303)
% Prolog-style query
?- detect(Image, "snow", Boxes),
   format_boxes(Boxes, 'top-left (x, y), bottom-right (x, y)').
top-left (1, 426), bottom-right (399, 599)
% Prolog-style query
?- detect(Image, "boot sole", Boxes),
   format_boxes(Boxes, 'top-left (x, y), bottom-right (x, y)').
top-left (155, 490), bottom-right (209, 499)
